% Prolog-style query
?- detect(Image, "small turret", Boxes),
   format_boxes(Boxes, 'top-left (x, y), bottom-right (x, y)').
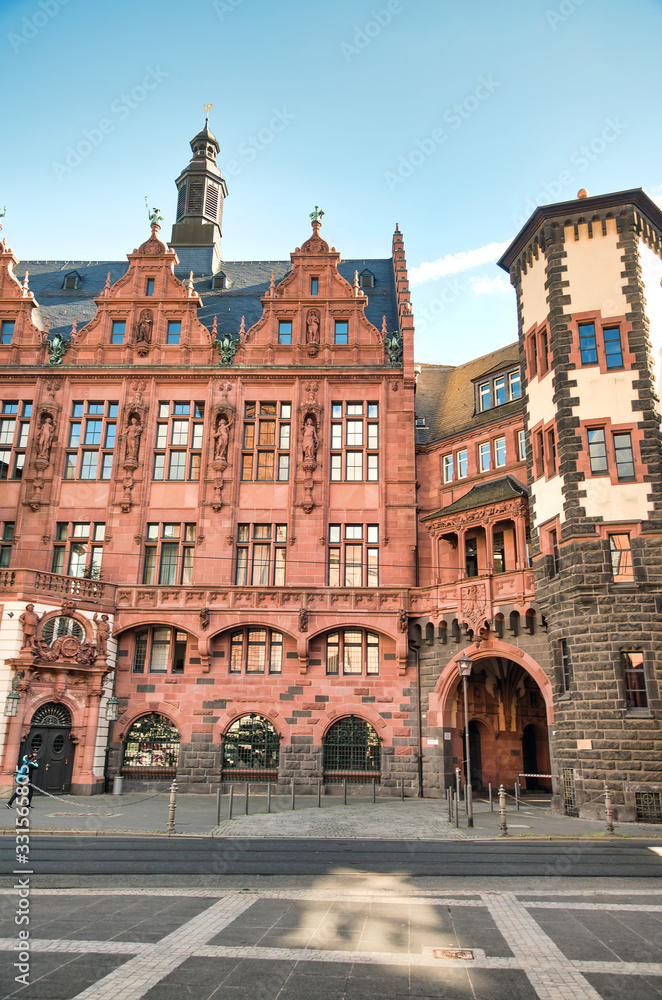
top-left (169, 113), bottom-right (228, 277)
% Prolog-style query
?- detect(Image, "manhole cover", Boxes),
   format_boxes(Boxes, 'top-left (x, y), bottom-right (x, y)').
top-left (432, 948), bottom-right (475, 961)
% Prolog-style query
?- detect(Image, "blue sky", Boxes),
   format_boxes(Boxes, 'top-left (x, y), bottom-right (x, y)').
top-left (2, 0), bottom-right (662, 364)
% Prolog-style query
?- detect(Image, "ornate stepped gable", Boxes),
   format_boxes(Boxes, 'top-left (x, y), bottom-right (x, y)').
top-left (0, 240), bottom-right (44, 359)
top-left (235, 216), bottom-right (389, 366)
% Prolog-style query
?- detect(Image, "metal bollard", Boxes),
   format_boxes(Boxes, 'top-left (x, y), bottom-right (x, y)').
top-left (228, 784), bottom-right (234, 820)
top-left (245, 782), bottom-right (249, 816)
top-left (515, 780), bottom-right (520, 811)
top-left (498, 784), bottom-right (508, 836)
top-left (454, 789), bottom-right (459, 828)
top-left (401, 776), bottom-right (405, 801)
top-left (447, 786), bottom-right (452, 823)
top-left (291, 778), bottom-right (295, 810)
top-left (605, 784), bottom-right (615, 835)
top-left (467, 783), bottom-right (473, 829)
top-left (267, 782), bottom-right (272, 814)
top-left (455, 767), bottom-right (461, 809)
top-left (343, 778), bottom-right (347, 805)
top-left (489, 782), bottom-right (493, 812)
top-left (166, 779), bottom-right (178, 835)
top-left (216, 788), bottom-right (222, 826)
top-left (318, 780), bottom-right (322, 808)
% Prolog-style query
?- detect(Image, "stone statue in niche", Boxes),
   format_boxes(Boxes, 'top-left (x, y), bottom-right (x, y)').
top-left (135, 309), bottom-right (153, 344)
top-left (93, 613), bottom-right (112, 658)
top-left (213, 412), bottom-right (233, 463)
top-left (306, 309), bottom-right (320, 344)
top-left (124, 415), bottom-right (142, 462)
top-left (36, 414), bottom-right (55, 461)
top-left (302, 416), bottom-right (318, 463)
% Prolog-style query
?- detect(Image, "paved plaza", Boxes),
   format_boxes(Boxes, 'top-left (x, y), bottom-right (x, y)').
top-left (1, 883), bottom-right (662, 999)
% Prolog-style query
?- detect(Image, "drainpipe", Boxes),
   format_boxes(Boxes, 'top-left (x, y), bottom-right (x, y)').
top-left (411, 641), bottom-right (424, 797)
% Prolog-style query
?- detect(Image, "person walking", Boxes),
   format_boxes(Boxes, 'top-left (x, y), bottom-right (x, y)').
top-left (6, 752), bottom-right (39, 808)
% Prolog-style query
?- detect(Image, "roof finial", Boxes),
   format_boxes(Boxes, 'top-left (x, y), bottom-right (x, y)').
top-left (269, 271), bottom-right (275, 296)
top-left (43, 315), bottom-right (49, 336)
top-left (188, 270), bottom-right (195, 297)
top-left (21, 271), bottom-right (29, 297)
top-left (382, 315), bottom-right (387, 335)
top-left (309, 205), bottom-right (324, 224)
top-left (204, 103), bottom-right (212, 127)
top-left (239, 315), bottom-right (246, 335)
top-left (104, 271), bottom-right (111, 296)
top-left (211, 315), bottom-right (218, 337)
top-left (144, 197), bottom-right (163, 230)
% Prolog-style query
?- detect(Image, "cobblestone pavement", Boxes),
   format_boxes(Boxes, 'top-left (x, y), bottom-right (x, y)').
top-left (1, 884), bottom-right (662, 998)
top-left (3, 791), bottom-right (662, 840)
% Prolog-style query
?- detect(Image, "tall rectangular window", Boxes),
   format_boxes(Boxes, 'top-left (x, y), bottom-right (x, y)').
top-left (494, 436), bottom-right (506, 467)
top-left (540, 330), bottom-right (549, 373)
top-left (549, 529), bottom-right (560, 577)
top-left (278, 321), bottom-right (292, 345)
top-left (310, 277), bottom-right (318, 295)
top-left (146, 278), bottom-right (155, 297)
top-left (530, 334), bottom-right (538, 376)
top-left (0, 321), bottom-right (14, 345)
top-left (603, 326), bottom-right (623, 368)
top-left (494, 376), bottom-right (506, 406)
top-left (518, 430), bottom-right (527, 460)
top-left (587, 427), bottom-right (608, 474)
top-left (0, 400), bottom-right (31, 481)
top-left (330, 401), bottom-right (379, 482)
top-left (153, 400), bottom-right (204, 481)
top-left (493, 530), bottom-right (505, 573)
top-left (235, 523), bottom-right (287, 586)
top-left (479, 383), bottom-right (490, 411)
top-left (0, 522), bottom-right (14, 567)
top-left (579, 322), bottom-right (598, 364)
top-left (143, 522), bottom-right (196, 585)
top-left (547, 429), bottom-right (557, 475)
top-left (609, 533), bottom-right (634, 583)
top-left (457, 449), bottom-right (468, 478)
top-left (479, 442), bottom-right (491, 472)
top-left (560, 639), bottom-right (571, 693)
top-left (166, 321), bottom-right (181, 345)
top-left (613, 432), bottom-right (635, 480)
top-left (510, 370), bottom-right (522, 399)
top-left (465, 537), bottom-right (478, 577)
top-left (52, 522), bottom-right (105, 578)
top-left (241, 401), bottom-right (291, 482)
top-left (621, 651), bottom-right (647, 709)
top-left (65, 400), bottom-right (116, 481)
top-left (443, 454), bottom-right (453, 483)
top-left (328, 523), bottom-right (379, 587)
top-left (110, 320), bottom-right (125, 345)
top-left (334, 320), bottom-right (348, 345)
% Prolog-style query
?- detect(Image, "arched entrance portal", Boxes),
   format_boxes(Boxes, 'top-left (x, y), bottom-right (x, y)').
top-left (440, 652), bottom-right (552, 793)
top-left (20, 703), bottom-right (75, 795)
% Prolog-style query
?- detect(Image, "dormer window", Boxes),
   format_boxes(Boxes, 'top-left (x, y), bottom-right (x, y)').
top-left (476, 367), bottom-right (522, 412)
top-left (63, 271), bottom-right (81, 290)
top-left (213, 273), bottom-right (227, 290)
top-left (359, 269), bottom-right (375, 289)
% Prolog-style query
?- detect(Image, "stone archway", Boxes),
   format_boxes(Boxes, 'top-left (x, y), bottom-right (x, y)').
top-left (20, 702), bottom-right (75, 795)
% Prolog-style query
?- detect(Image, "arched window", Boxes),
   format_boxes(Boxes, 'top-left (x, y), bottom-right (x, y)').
top-left (31, 703), bottom-right (72, 727)
top-left (425, 623), bottom-right (434, 646)
top-left (222, 714), bottom-right (280, 778)
top-left (132, 627), bottom-right (188, 674)
top-left (122, 713), bottom-right (180, 775)
top-left (41, 616), bottom-right (85, 646)
top-left (323, 716), bottom-right (381, 782)
top-left (326, 630), bottom-right (379, 675)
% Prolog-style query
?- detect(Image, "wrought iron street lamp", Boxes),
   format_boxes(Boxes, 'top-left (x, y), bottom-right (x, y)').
top-left (3, 672), bottom-right (23, 717)
top-left (456, 652), bottom-right (474, 827)
top-left (105, 695), bottom-right (119, 722)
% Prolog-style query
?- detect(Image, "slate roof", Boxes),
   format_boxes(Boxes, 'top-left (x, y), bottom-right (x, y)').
top-left (421, 475), bottom-right (528, 521)
top-left (415, 342), bottom-right (522, 445)
top-left (14, 257), bottom-right (399, 342)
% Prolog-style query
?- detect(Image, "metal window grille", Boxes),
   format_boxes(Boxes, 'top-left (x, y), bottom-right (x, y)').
top-left (121, 712), bottom-right (180, 778)
top-left (635, 791), bottom-right (662, 823)
top-left (562, 767), bottom-right (578, 817)
top-left (222, 714), bottom-right (280, 780)
top-left (31, 703), bottom-right (72, 727)
top-left (323, 716), bottom-right (381, 784)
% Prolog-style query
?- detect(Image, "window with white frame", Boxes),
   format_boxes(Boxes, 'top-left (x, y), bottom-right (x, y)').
top-left (52, 522), bottom-right (105, 578)
top-left (518, 430), bottom-right (527, 460)
top-left (330, 401), bottom-right (379, 482)
top-left (479, 442), bottom-right (491, 472)
top-left (0, 400), bottom-right (32, 481)
top-left (328, 524), bottom-right (379, 587)
top-left (494, 436), bottom-right (506, 467)
top-left (143, 522), bottom-right (196, 585)
top-left (443, 454), bottom-right (453, 483)
top-left (476, 367), bottom-right (522, 411)
top-left (326, 629), bottom-right (379, 675)
top-left (65, 400), bottom-right (117, 481)
top-left (457, 448), bottom-right (468, 478)
top-left (241, 401), bottom-right (291, 481)
top-left (153, 401), bottom-right (204, 482)
top-left (235, 523), bottom-right (287, 586)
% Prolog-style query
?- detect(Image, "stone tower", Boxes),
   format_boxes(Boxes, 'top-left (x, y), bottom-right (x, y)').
top-left (499, 189), bottom-right (662, 819)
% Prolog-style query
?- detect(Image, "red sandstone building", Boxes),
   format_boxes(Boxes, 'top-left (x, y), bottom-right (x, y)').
top-left (1, 124), bottom-right (660, 821)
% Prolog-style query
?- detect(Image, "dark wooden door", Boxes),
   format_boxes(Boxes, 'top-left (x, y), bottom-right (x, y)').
top-left (22, 727), bottom-right (74, 794)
